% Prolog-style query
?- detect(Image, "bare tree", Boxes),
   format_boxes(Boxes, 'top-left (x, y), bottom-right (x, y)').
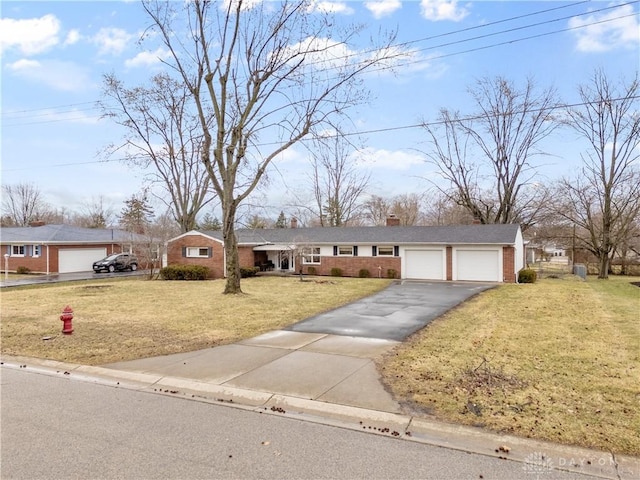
top-left (557, 71), bottom-right (640, 279)
top-left (142, 0), bottom-right (399, 293)
top-left (422, 76), bottom-right (559, 231)
top-left (363, 195), bottom-right (390, 226)
top-left (310, 132), bottom-right (370, 227)
top-left (390, 193), bottom-right (423, 225)
top-left (363, 193), bottom-right (424, 226)
top-left (102, 73), bottom-right (215, 233)
top-left (1, 183), bottom-right (52, 226)
top-left (68, 196), bottom-right (116, 228)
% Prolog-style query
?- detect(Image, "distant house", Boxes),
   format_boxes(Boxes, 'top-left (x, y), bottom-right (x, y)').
top-left (166, 219), bottom-right (525, 283)
top-left (0, 223), bottom-right (159, 274)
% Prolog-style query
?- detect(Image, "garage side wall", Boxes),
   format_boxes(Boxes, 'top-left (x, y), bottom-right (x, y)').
top-left (503, 246), bottom-right (516, 283)
top-left (166, 235), bottom-right (224, 278)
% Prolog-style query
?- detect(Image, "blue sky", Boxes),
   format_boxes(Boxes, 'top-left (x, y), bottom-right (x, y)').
top-left (1, 0), bottom-right (638, 223)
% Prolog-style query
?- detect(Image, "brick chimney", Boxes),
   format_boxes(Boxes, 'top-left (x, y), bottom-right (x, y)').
top-left (386, 215), bottom-right (400, 227)
top-left (472, 217), bottom-right (482, 225)
top-left (290, 217), bottom-right (298, 229)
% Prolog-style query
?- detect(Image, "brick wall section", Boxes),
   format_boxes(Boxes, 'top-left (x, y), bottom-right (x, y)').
top-left (503, 246), bottom-right (516, 283)
top-left (238, 246), bottom-right (257, 269)
top-left (446, 246), bottom-right (453, 281)
top-left (306, 256), bottom-right (401, 278)
top-left (166, 236), bottom-right (224, 279)
top-left (4, 244), bottom-right (126, 274)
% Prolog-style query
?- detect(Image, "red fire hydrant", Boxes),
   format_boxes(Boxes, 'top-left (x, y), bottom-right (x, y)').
top-left (60, 305), bottom-right (74, 335)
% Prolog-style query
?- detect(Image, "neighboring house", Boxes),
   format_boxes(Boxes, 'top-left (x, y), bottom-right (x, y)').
top-left (0, 223), bottom-right (159, 274)
top-left (167, 219), bottom-right (525, 283)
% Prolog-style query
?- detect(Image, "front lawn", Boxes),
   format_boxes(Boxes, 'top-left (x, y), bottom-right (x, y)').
top-left (378, 276), bottom-right (640, 456)
top-left (0, 276), bottom-right (391, 365)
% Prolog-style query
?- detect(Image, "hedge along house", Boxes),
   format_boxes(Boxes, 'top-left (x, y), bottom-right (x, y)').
top-left (166, 220), bottom-right (525, 283)
top-left (0, 223), bottom-right (159, 274)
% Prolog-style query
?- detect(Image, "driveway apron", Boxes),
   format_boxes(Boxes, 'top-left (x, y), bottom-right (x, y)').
top-left (286, 281), bottom-right (494, 341)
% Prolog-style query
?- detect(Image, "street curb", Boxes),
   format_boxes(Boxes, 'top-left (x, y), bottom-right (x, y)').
top-left (2, 355), bottom-right (638, 480)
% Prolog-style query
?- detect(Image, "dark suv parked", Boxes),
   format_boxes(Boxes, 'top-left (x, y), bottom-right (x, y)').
top-left (93, 253), bottom-right (138, 273)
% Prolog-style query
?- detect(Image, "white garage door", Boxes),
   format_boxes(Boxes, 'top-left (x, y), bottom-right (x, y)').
top-left (404, 249), bottom-right (444, 280)
top-left (456, 249), bottom-right (500, 282)
top-left (59, 248), bottom-right (107, 273)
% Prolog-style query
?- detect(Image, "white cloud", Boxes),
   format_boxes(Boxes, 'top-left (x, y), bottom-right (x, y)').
top-left (124, 48), bottom-right (171, 68)
top-left (307, 1), bottom-right (354, 15)
top-left (0, 14), bottom-right (61, 55)
top-left (568, 4), bottom-right (640, 52)
top-left (354, 148), bottom-right (424, 170)
top-left (420, 0), bottom-right (469, 22)
top-left (64, 29), bottom-right (81, 46)
top-left (365, 0), bottom-right (402, 19)
top-left (92, 27), bottom-right (134, 56)
top-left (6, 59), bottom-right (93, 92)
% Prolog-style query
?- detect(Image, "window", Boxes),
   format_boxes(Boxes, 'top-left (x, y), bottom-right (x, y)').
top-left (11, 245), bottom-right (25, 257)
top-left (338, 246), bottom-right (353, 256)
top-left (377, 246), bottom-right (394, 256)
top-left (302, 247), bottom-right (320, 264)
top-left (32, 245), bottom-right (41, 257)
top-left (186, 247), bottom-right (211, 258)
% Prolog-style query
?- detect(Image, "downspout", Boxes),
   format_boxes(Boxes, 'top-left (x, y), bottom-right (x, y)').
top-left (46, 244), bottom-right (50, 275)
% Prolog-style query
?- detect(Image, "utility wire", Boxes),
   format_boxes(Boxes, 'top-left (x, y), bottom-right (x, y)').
top-left (3, 1), bottom-right (634, 122)
top-left (3, 95), bottom-right (637, 172)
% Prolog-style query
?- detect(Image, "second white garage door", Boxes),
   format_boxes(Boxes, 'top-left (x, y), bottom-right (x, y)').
top-left (59, 248), bottom-right (107, 273)
top-left (404, 249), bottom-right (444, 280)
top-left (455, 249), bottom-right (500, 282)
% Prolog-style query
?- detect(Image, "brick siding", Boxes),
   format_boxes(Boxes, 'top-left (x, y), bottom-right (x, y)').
top-left (304, 256), bottom-right (401, 278)
top-left (503, 246), bottom-right (516, 283)
top-left (166, 235), bottom-right (225, 279)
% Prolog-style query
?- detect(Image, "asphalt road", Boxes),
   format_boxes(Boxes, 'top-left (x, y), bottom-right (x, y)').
top-left (287, 281), bottom-right (494, 341)
top-left (1, 368), bottom-right (599, 480)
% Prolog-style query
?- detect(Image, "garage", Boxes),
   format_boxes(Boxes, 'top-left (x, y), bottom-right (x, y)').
top-left (455, 249), bottom-right (500, 282)
top-left (404, 249), bottom-right (444, 280)
top-left (59, 248), bottom-right (106, 273)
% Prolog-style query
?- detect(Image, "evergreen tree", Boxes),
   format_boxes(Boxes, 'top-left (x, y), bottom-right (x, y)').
top-left (275, 211), bottom-right (287, 229)
top-left (119, 192), bottom-right (154, 234)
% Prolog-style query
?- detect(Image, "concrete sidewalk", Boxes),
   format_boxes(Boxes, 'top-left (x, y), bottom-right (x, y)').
top-left (105, 330), bottom-right (402, 413)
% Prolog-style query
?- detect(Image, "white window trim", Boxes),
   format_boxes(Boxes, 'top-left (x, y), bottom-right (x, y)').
top-left (302, 247), bottom-right (321, 264)
top-left (32, 244), bottom-right (41, 257)
top-left (377, 246), bottom-right (394, 256)
top-left (186, 247), bottom-right (210, 258)
top-left (11, 245), bottom-right (25, 257)
top-left (338, 246), bottom-right (353, 256)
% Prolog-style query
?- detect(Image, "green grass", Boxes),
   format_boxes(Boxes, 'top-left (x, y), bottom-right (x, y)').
top-left (378, 276), bottom-right (640, 456)
top-left (0, 276), bottom-right (391, 365)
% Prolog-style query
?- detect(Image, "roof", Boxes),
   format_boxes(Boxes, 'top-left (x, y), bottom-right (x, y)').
top-left (0, 224), bottom-right (152, 244)
top-left (193, 224), bottom-right (521, 246)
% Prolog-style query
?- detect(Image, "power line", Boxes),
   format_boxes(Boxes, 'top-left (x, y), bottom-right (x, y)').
top-left (3, 1), bottom-right (634, 124)
top-left (3, 95), bottom-right (637, 172)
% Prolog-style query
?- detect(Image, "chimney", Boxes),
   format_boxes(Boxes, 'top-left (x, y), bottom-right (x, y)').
top-left (386, 215), bottom-right (400, 227)
top-left (29, 221), bottom-right (45, 227)
top-left (290, 217), bottom-right (298, 229)
top-left (472, 217), bottom-right (482, 225)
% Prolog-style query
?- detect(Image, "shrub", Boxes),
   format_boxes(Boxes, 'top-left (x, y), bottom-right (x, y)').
top-left (240, 267), bottom-right (259, 278)
top-left (387, 268), bottom-right (397, 279)
top-left (518, 268), bottom-right (537, 284)
top-left (160, 265), bottom-right (210, 281)
top-left (358, 268), bottom-right (371, 278)
top-left (16, 266), bottom-right (31, 274)
top-left (330, 267), bottom-right (343, 277)
top-left (307, 266), bottom-right (317, 275)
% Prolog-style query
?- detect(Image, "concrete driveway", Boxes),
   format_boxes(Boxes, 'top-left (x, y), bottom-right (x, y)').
top-left (287, 280), bottom-right (494, 341)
